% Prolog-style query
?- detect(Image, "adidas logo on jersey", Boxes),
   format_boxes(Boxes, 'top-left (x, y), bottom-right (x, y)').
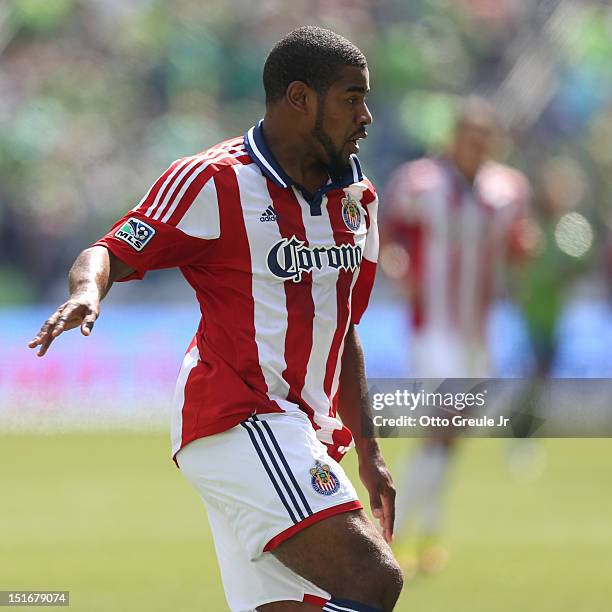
top-left (260, 205), bottom-right (279, 222)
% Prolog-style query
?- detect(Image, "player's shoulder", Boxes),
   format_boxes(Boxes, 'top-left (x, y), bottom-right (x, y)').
top-left (133, 136), bottom-right (250, 223)
top-left (359, 175), bottom-right (378, 206)
top-left (164, 136), bottom-right (250, 184)
top-left (478, 161), bottom-right (529, 187)
top-left (185, 136), bottom-right (249, 175)
top-left (477, 161), bottom-right (531, 206)
top-left (392, 156), bottom-right (447, 193)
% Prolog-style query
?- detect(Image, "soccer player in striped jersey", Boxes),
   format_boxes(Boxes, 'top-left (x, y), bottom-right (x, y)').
top-left (382, 97), bottom-right (531, 574)
top-left (29, 26), bottom-right (402, 612)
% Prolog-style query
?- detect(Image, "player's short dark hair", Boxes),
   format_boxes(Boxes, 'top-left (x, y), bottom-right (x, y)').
top-left (263, 26), bottom-right (367, 104)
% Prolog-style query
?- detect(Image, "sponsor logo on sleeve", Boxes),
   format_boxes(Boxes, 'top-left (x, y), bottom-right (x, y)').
top-left (114, 217), bottom-right (156, 251)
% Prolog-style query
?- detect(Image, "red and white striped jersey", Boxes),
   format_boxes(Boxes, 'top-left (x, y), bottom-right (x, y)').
top-left (95, 121), bottom-right (379, 461)
top-left (384, 156), bottom-right (529, 340)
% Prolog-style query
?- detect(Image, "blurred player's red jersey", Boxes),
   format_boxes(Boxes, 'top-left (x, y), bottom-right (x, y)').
top-left (384, 156), bottom-right (529, 375)
top-left (96, 122), bottom-right (379, 460)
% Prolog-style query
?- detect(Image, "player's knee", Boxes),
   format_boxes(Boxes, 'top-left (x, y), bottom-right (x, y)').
top-left (343, 546), bottom-right (403, 610)
top-left (361, 554), bottom-right (403, 609)
top-left (342, 521), bottom-right (404, 609)
top-left (379, 557), bottom-right (404, 609)
top-left (270, 511), bottom-right (403, 609)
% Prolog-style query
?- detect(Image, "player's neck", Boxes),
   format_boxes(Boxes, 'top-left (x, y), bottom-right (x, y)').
top-left (261, 117), bottom-right (329, 193)
top-left (449, 155), bottom-right (479, 184)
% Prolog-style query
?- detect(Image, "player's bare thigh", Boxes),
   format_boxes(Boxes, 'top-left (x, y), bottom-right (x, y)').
top-left (269, 509), bottom-right (403, 611)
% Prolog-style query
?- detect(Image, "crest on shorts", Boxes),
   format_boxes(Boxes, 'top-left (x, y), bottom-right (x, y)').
top-left (341, 193), bottom-right (361, 232)
top-left (114, 217), bottom-right (156, 251)
top-left (310, 460), bottom-right (340, 496)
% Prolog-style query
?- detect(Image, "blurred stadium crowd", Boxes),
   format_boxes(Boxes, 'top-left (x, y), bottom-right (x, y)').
top-left (1, 0), bottom-right (612, 372)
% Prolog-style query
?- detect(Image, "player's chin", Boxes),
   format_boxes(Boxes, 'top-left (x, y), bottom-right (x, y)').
top-left (345, 140), bottom-right (359, 155)
top-left (327, 148), bottom-right (352, 174)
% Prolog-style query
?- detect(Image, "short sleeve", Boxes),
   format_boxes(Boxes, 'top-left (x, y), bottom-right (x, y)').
top-left (94, 156), bottom-right (222, 280)
top-left (476, 162), bottom-right (533, 259)
top-left (351, 188), bottom-right (378, 324)
top-left (383, 159), bottom-right (439, 225)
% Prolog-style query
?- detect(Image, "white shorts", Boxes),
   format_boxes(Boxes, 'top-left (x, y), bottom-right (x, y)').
top-left (411, 328), bottom-right (491, 378)
top-left (176, 410), bottom-right (362, 612)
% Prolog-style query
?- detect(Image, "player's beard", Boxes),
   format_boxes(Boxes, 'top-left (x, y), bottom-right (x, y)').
top-left (311, 98), bottom-right (349, 177)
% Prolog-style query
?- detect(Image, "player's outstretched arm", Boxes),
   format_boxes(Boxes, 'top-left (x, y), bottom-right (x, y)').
top-left (338, 324), bottom-right (396, 543)
top-left (28, 246), bottom-right (134, 357)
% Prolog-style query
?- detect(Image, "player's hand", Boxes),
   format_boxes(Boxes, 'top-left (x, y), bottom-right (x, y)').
top-left (358, 443), bottom-right (396, 544)
top-left (28, 293), bottom-right (100, 357)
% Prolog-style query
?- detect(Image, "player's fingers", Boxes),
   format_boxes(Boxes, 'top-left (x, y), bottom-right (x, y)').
top-left (370, 491), bottom-right (393, 543)
top-left (38, 309), bottom-right (78, 355)
top-left (36, 315), bottom-right (66, 355)
top-left (51, 317), bottom-right (67, 336)
top-left (28, 308), bottom-right (65, 348)
top-left (28, 320), bottom-right (54, 347)
top-left (36, 332), bottom-right (57, 357)
top-left (380, 486), bottom-right (396, 544)
top-left (52, 303), bottom-right (88, 337)
top-left (27, 336), bottom-right (42, 348)
top-left (80, 311), bottom-right (98, 336)
top-left (51, 312), bottom-right (74, 337)
top-left (368, 490), bottom-right (383, 521)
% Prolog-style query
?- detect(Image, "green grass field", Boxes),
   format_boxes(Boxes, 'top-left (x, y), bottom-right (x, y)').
top-left (2, 434), bottom-right (611, 611)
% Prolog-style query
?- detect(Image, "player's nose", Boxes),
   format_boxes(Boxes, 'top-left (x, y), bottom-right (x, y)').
top-left (360, 101), bottom-right (373, 126)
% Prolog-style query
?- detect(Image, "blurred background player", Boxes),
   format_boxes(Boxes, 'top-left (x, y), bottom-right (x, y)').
top-left (519, 157), bottom-right (595, 379)
top-left (381, 97), bottom-right (533, 573)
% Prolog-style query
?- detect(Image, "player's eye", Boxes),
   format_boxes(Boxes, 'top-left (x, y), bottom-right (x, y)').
top-left (348, 95), bottom-right (367, 106)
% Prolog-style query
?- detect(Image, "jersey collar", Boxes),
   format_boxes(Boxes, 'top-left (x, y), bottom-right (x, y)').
top-left (244, 119), bottom-right (364, 191)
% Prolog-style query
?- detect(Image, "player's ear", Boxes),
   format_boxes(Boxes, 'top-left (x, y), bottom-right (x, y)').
top-left (285, 81), bottom-right (315, 115)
